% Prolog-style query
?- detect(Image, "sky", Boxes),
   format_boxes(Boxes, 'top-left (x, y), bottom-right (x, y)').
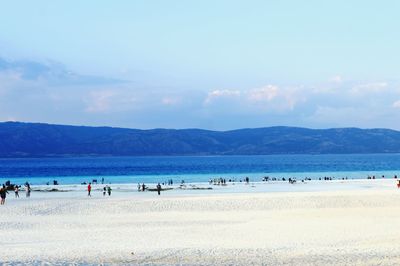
top-left (0, 0), bottom-right (400, 130)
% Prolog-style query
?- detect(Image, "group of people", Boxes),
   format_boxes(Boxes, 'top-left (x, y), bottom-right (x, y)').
top-left (209, 178), bottom-right (227, 185)
top-left (103, 185), bottom-right (112, 196)
top-left (137, 183), bottom-right (162, 195)
top-left (138, 183), bottom-right (146, 192)
top-left (86, 182), bottom-right (112, 197)
top-left (136, 183), bottom-right (162, 195)
top-left (87, 182), bottom-right (163, 197)
top-left (209, 177), bottom-right (251, 185)
top-left (0, 182), bottom-right (31, 205)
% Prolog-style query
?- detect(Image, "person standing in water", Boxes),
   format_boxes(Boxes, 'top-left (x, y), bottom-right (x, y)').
top-left (87, 182), bottom-right (92, 197)
top-left (103, 186), bottom-right (106, 196)
top-left (1, 184), bottom-right (9, 205)
top-left (14, 185), bottom-right (19, 198)
top-left (26, 183), bottom-right (31, 198)
top-left (107, 185), bottom-right (112, 196)
top-left (156, 183), bottom-right (161, 196)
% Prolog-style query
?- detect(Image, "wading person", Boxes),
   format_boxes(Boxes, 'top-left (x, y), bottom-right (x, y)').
top-left (26, 183), bottom-right (31, 198)
top-left (157, 183), bottom-right (161, 196)
top-left (15, 185), bottom-right (19, 198)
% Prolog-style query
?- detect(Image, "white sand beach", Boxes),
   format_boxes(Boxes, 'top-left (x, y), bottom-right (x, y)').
top-left (2, 179), bottom-right (400, 265)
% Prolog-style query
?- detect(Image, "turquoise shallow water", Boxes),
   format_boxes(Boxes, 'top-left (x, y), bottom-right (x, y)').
top-left (0, 154), bottom-right (399, 185)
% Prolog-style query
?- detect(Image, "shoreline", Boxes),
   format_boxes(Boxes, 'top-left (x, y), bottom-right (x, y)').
top-left (1, 169), bottom-right (400, 187)
top-left (4, 178), bottom-right (400, 196)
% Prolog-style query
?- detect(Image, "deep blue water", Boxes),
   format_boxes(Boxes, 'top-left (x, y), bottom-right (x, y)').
top-left (0, 154), bottom-right (400, 185)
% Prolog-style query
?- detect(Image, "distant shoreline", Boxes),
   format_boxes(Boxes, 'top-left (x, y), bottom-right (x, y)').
top-left (2, 170), bottom-right (400, 187)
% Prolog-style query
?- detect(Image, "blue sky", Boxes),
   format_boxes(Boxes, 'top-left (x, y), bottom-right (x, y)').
top-left (1, 1), bottom-right (400, 130)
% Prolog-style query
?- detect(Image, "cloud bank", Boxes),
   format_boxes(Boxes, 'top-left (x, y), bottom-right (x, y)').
top-left (1, 57), bottom-right (400, 130)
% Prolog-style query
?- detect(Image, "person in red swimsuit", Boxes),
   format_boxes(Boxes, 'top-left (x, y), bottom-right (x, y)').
top-left (88, 183), bottom-right (92, 197)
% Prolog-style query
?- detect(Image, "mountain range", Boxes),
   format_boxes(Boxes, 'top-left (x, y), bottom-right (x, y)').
top-left (1, 122), bottom-right (400, 157)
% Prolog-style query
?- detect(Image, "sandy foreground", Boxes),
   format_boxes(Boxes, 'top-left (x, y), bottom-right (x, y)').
top-left (2, 179), bottom-right (400, 265)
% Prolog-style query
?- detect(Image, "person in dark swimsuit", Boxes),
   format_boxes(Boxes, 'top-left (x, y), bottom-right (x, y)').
top-left (15, 185), bottom-right (19, 198)
top-left (157, 183), bottom-right (161, 195)
top-left (1, 184), bottom-right (9, 205)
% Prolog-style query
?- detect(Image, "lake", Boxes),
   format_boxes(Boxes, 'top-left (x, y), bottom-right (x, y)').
top-left (0, 154), bottom-right (399, 185)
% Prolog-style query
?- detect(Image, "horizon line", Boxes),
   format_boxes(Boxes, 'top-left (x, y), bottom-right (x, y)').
top-left (1, 120), bottom-right (399, 133)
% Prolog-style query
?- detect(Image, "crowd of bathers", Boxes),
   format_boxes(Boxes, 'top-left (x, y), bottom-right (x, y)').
top-left (0, 181), bottom-right (31, 205)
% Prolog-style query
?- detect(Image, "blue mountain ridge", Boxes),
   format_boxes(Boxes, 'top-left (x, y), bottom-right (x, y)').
top-left (1, 122), bottom-right (400, 157)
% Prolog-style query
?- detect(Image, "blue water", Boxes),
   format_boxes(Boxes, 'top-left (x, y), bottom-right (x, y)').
top-left (0, 154), bottom-right (399, 185)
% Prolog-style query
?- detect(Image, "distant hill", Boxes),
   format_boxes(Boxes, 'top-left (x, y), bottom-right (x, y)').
top-left (1, 122), bottom-right (400, 157)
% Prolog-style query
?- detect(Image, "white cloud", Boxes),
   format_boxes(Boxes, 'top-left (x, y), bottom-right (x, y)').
top-left (204, 89), bottom-right (241, 104)
top-left (202, 85), bottom-right (306, 115)
top-left (247, 85), bottom-right (278, 102)
top-left (247, 85), bottom-right (305, 111)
